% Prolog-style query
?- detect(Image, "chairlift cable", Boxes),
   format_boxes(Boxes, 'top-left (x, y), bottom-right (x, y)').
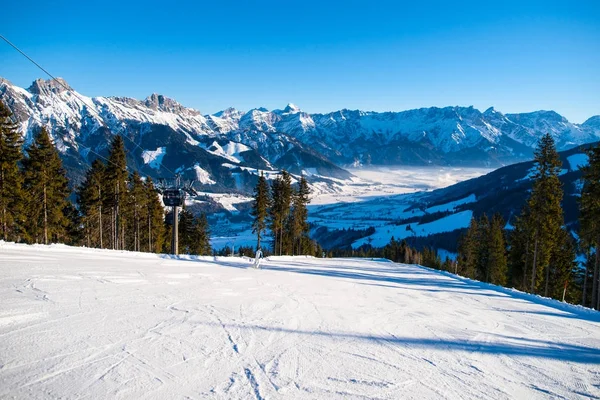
top-left (0, 34), bottom-right (179, 176)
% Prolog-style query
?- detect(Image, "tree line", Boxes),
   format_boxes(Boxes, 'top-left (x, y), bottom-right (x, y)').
top-left (0, 102), bottom-right (210, 255)
top-left (456, 133), bottom-right (600, 309)
top-left (251, 170), bottom-right (323, 256)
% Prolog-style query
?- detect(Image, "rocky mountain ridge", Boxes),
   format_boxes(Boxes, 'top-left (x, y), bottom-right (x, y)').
top-left (1, 77), bottom-right (598, 191)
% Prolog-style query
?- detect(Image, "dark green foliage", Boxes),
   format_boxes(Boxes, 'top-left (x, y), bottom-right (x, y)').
top-left (507, 211), bottom-right (531, 291)
top-left (458, 218), bottom-right (478, 279)
top-left (77, 159), bottom-right (105, 248)
top-left (0, 102), bottom-right (24, 241)
top-left (509, 133), bottom-right (575, 300)
top-left (126, 172), bottom-right (146, 252)
top-left (476, 214), bottom-right (490, 281)
top-left (579, 143), bottom-right (600, 309)
top-left (251, 172), bottom-right (270, 250)
top-left (269, 170), bottom-right (293, 255)
top-left (22, 127), bottom-right (70, 244)
top-left (421, 247), bottom-right (442, 269)
top-left (488, 214), bottom-right (508, 286)
top-left (104, 136), bottom-right (128, 250)
top-left (290, 175), bottom-right (311, 255)
top-left (179, 208), bottom-right (211, 255)
top-left (144, 177), bottom-right (166, 253)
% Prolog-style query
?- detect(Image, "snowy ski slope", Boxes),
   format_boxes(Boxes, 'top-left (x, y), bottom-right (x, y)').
top-left (0, 242), bottom-right (599, 399)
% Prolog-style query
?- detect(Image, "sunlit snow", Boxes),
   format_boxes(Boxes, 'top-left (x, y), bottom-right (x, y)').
top-left (0, 242), bottom-right (598, 399)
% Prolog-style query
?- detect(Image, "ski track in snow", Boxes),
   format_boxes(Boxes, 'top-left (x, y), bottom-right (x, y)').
top-left (0, 243), bottom-right (599, 399)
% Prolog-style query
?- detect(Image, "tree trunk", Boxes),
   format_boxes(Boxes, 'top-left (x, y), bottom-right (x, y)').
top-left (98, 189), bottom-right (104, 249)
top-left (2, 168), bottom-right (6, 241)
top-left (592, 238), bottom-right (600, 310)
top-left (43, 184), bottom-right (48, 245)
top-left (148, 212), bottom-right (152, 253)
top-left (523, 239), bottom-right (530, 291)
top-left (544, 259), bottom-right (551, 298)
top-left (2, 205), bottom-right (6, 241)
top-left (531, 235), bottom-right (539, 294)
top-left (583, 248), bottom-right (589, 307)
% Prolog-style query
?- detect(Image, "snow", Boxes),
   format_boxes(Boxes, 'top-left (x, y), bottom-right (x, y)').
top-left (141, 147), bottom-right (166, 170)
top-left (192, 164), bottom-right (216, 185)
top-left (312, 166), bottom-right (491, 206)
top-left (352, 210), bottom-right (473, 248)
top-left (202, 141), bottom-right (251, 164)
top-left (518, 166), bottom-right (568, 182)
top-left (1, 242), bottom-right (598, 399)
top-left (426, 194), bottom-right (476, 214)
top-left (567, 153), bottom-right (589, 171)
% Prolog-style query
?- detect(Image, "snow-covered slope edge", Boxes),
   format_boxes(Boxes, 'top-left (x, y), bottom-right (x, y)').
top-left (0, 241), bottom-right (598, 399)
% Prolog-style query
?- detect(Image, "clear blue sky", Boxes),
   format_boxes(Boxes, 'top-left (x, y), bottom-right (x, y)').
top-left (1, 0), bottom-right (599, 122)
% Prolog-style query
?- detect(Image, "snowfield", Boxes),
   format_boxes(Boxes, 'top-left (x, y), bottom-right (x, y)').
top-left (1, 243), bottom-right (599, 399)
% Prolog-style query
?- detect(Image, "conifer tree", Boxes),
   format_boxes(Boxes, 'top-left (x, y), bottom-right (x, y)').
top-left (178, 208), bottom-right (195, 254)
top-left (269, 170), bottom-right (293, 255)
top-left (488, 213), bottom-right (508, 285)
top-left (508, 212), bottom-right (530, 291)
top-left (476, 214), bottom-right (491, 282)
top-left (127, 172), bottom-right (147, 252)
top-left (513, 134), bottom-right (566, 295)
top-left (178, 209), bottom-right (211, 255)
top-left (579, 143), bottom-right (600, 309)
top-left (77, 159), bottom-right (106, 248)
top-left (144, 177), bottom-right (165, 253)
top-left (22, 127), bottom-right (70, 244)
top-left (194, 213), bottom-right (211, 255)
top-left (549, 228), bottom-right (576, 301)
top-left (104, 136), bottom-right (128, 250)
top-left (0, 102), bottom-right (24, 241)
top-left (291, 175), bottom-right (311, 254)
top-left (251, 172), bottom-right (270, 250)
top-left (458, 218), bottom-right (478, 278)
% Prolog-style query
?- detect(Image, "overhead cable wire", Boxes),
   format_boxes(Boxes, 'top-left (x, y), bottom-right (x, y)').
top-left (0, 34), bottom-right (178, 175)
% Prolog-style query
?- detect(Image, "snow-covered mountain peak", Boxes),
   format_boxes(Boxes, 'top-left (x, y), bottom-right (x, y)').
top-left (28, 77), bottom-right (72, 96)
top-left (582, 115), bottom-right (600, 129)
top-left (483, 106), bottom-right (502, 117)
top-left (143, 93), bottom-right (199, 115)
top-left (282, 103), bottom-right (301, 114)
top-left (214, 107), bottom-right (243, 119)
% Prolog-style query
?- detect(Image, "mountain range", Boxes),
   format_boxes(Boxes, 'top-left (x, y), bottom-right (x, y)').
top-left (1, 77), bottom-right (599, 192)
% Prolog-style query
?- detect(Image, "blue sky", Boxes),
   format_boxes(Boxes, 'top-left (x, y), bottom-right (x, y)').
top-left (2, 0), bottom-right (599, 122)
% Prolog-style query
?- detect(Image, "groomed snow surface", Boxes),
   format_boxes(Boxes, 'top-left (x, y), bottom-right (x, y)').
top-left (1, 243), bottom-right (599, 399)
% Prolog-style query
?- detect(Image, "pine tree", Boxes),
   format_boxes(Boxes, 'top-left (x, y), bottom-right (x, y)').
top-left (178, 208), bottom-right (195, 254)
top-left (22, 127), bottom-right (70, 244)
top-left (0, 101), bottom-right (24, 241)
top-left (488, 213), bottom-right (508, 286)
top-left (507, 212), bottom-right (533, 291)
top-left (458, 217), bottom-right (478, 278)
top-left (77, 159), bottom-right (106, 248)
top-left (251, 172), bottom-right (270, 250)
top-left (194, 213), bottom-right (211, 255)
top-left (290, 175), bottom-right (311, 255)
top-left (104, 136), bottom-right (128, 250)
top-left (269, 170), bottom-right (293, 255)
top-left (144, 177), bottom-right (165, 253)
top-left (476, 214), bottom-right (491, 282)
top-left (579, 143), bottom-right (600, 309)
top-left (512, 134), bottom-right (565, 295)
top-left (178, 209), bottom-right (211, 255)
top-left (549, 228), bottom-right (576, 301)
top-left (127, 172), bottom-right (147, 252)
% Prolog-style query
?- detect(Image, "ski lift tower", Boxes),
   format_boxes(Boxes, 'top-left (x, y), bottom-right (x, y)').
top-left (157, 174), bottom-right (197, 255)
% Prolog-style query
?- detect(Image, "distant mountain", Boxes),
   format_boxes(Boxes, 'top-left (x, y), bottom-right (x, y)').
top-left (1, 77), bottom-right (599, 192)
top-left (0, 77), bottom-right (350, 192)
